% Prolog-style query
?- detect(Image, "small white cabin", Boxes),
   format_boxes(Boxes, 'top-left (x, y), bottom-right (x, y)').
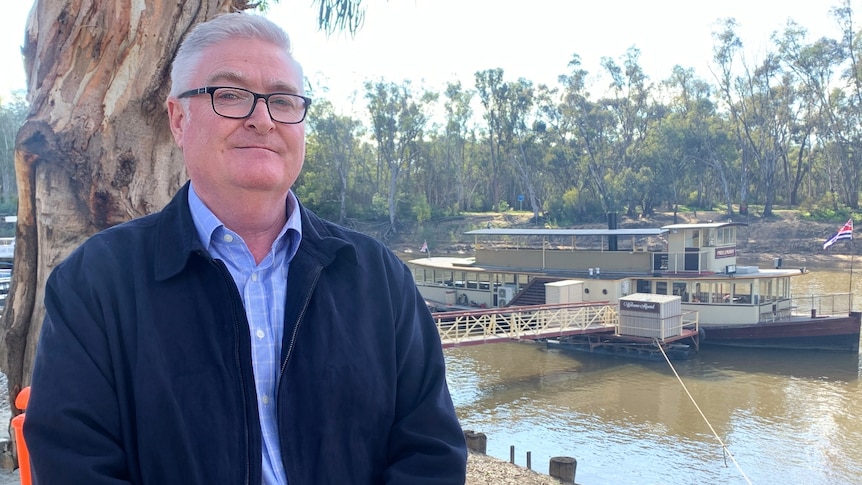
top-left (661, 222), bottom-right (746, 274)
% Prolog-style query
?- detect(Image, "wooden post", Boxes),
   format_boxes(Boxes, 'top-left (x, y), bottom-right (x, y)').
top-left (549, 456), bottom-right (577, 483)
top-left (526, 451), bottom-right (531, 470)
top-left (463, 430), bottom-right (487, 454)
top-left (510, 445), bottom-right (515, 464)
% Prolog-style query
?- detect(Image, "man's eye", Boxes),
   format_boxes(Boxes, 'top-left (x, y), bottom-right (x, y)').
top-left (270, 96), bottom-right (298, 108)
top-left (215, 89), bottom-right (247, 101)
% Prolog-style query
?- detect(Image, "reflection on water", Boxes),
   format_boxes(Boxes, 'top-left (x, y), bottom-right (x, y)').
top-left (446, 269), bottom-right (862, 484)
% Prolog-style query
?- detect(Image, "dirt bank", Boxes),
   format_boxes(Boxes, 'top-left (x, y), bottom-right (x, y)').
top-left (467, 451), bottom-right (567, 484)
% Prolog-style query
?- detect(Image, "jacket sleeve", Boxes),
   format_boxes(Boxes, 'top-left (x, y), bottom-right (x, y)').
top-left (24, 263), bottom-right (133, 485)
top-left (384, 263), bottom-right (467, 484)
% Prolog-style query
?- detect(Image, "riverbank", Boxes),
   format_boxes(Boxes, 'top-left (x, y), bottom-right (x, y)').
top-left (467, 451), bottom-right (567, 484)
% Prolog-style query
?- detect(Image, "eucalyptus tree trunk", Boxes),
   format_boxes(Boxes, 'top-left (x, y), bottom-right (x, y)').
top-left (0, 0), bottom-right (248, 420)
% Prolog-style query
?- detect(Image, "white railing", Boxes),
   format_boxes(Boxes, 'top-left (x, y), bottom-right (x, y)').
top-left (434, 302), bottom-right (618, 346)
top-left (791, 293), bottom-right (853, 317)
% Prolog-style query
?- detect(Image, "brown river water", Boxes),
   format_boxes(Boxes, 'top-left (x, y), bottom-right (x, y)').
top-left (445, 265), bottom-right (862, 484)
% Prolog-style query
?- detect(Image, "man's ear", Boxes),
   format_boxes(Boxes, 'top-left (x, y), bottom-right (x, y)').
top-left (166, 98), bottom-right (186, 146)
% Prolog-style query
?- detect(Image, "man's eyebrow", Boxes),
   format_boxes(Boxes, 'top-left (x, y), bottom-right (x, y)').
top-left (269, 81), bottom-right (301, 94)
top-left (206, 71), bottom-right (246, 86)
top-left (205, 72), bottom-right (300, 93)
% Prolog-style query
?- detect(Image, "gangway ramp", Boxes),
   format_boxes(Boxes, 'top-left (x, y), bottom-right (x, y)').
top-left (434, 302), bottom-right (619, 348)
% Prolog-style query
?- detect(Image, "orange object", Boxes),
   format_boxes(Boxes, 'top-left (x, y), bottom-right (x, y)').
top-left (10, 386), bottom-right (31, 485)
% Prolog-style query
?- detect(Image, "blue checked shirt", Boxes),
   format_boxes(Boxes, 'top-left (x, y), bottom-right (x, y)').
top-left (189, 185), bottom-right (301, 485)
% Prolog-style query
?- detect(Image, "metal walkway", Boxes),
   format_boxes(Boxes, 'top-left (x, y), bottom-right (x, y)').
top-left (434, 302), bottom-right (619, 348)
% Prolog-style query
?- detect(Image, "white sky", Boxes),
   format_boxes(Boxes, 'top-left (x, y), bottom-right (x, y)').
top-left (0, 1), bottom-right (848, 107)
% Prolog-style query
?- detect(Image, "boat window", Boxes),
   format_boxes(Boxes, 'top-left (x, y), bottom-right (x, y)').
top-left (704, 228), bottom-right (714, 247)
top-left (759, 279), bottom-right (772, 302)
top-left (441, 270), bottom-right (455, 286)
top-left (708, 282), bottom-right (731, 303)
top-left (656, 281), bottom-right (668, 295)
top-left (715, 227), bottom-right (737, 245)
top-left (478, 273), bottom-right (491, 291)
top-left (733, 282), bottom-right (753, 304)
top-left (689, 230), bottom-right (700, 248)
top-left (672, 282), bottom-right (688, 300)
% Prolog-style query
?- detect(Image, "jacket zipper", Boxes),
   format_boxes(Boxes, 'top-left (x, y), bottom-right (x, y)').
top-left (277, 267), bottom-right (322, 482)
top-left (280, 269), bottom-right (320, 374)
top-left (210, 256), bottom-right (252, 485)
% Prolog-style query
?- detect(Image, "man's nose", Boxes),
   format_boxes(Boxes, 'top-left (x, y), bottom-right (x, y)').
top-left (246, 98), bottom-right (275, 131)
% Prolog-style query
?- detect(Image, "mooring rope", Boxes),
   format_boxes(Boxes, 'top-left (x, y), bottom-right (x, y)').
top-left (654, 339), bottom-right (753, 485)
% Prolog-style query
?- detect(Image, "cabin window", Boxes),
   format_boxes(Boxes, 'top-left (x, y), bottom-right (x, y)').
top-left (636, 279), bottom-right (651, 293)
top-left (715, 227), bottom-right (736, 245)
top-left (672, 282), bottom-right (688, 300)
top-left (478, 273), bottom-right (491, 291)
top-left (689, 230), bottom-right (700, 248)
top-left (435, 270), bottom-right (455, 286)
top-left (656, 281), bottom-right (668, 295)
top-left (733, 282), bottom-right (753, 304)
top-left (760, 280), bottom-right (773, 302)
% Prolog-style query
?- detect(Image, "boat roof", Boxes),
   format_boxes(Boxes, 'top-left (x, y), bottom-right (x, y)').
top-left (407, 256), bottom-right (805, 279)
top-left (662, 221), bottom-right (748, 230)
top-left (464, 228), bottom-right (666, 237)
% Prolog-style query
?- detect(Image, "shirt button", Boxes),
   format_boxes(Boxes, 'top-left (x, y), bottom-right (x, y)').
top-left (262, 395), bottom-right (270, 406)
top-left (256, 329), bottom-right (265, 339)
top-left (251, 273), bottom-right (258, 282)
top-left (223, 234), bottom-right (234, 243)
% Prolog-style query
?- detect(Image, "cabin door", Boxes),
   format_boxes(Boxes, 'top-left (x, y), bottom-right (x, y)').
top-left (684, 252), bottom-right (699, 271)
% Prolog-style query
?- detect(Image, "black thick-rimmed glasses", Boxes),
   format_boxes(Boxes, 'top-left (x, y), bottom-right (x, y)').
top-left (177, 86), bottom-right (313, 124)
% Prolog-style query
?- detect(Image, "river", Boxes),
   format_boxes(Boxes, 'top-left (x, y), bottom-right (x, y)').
top-left (445, 265), bottom-right (862, 484)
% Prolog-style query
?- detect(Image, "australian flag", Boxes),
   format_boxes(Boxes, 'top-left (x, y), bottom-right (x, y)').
top-left (823, 219), bottom-right (853, 250)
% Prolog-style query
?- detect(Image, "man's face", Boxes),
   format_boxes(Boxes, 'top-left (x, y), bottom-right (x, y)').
top-left (167, 38), bottom-right (306, 207)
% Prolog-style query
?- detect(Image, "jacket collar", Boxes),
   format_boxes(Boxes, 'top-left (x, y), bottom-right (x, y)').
top-left (154, 182), bottom-right (355, 281)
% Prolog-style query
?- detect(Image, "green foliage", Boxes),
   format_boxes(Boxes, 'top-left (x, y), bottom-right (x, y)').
top-left (803, 207), bottom-right (856, 223)
top-left (370, 193), bottom-right (389, 220)
top-left (543, 198), bottom-right (565, 225)
top-left (0, 95), bottom-right (26, 206)
top-left (0, 198), bottom-right (17, 214)
top-left (293, 170), bottom-right (339, 220)
top-left (411, 195), bottom-right (432, 224)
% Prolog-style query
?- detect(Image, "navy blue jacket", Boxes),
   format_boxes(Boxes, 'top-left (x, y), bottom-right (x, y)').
top-left (25, 184), bottom-right (467, 484)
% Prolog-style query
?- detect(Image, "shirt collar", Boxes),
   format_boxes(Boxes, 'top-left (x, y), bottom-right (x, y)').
top-left (188, 184), bottom-right (303, 257)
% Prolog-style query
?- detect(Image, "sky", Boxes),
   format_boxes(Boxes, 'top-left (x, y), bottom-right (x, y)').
top-left (0, 1), bottom-right (850, 109)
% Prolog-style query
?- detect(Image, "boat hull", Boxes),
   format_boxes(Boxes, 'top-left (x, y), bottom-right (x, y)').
top-left (699, 312), bottom-right (861, 352)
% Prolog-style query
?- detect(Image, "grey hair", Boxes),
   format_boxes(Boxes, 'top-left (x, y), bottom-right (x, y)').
top-left (169, 13), bottom-right (295, 98)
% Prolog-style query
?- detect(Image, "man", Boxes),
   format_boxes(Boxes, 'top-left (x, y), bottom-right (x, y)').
top-left (24, 13), bottom-right (467, 485)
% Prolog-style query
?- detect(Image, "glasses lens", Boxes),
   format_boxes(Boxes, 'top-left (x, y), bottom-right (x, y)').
top-left (268, 94), bottom-right (307, 123)
top-left (210, 88), bottom-right (307, 123)
top-left (212, 88), bottom-right (255, 118)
